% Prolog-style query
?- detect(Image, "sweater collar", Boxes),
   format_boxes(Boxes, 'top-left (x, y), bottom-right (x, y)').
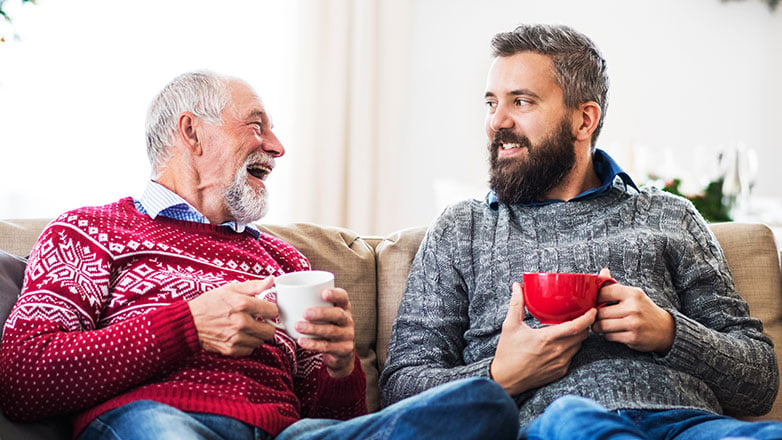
top-left (487, 148), bottom-right (638, 210)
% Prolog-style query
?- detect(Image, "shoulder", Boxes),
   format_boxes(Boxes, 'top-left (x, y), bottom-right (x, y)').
top-left (51, 197), bottom-right (140, 228)
top-left (41, 197), bottom-right (146, 253)
top-left (632, 186), bottom-right (701, 218)
top-left (428, 198), bottom-right (489, 238)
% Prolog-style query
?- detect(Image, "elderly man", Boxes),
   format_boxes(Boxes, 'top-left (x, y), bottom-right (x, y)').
top-left (0, 71), bottom-right (518, 440)
top-left (379, 24), bottom-right (782, 439)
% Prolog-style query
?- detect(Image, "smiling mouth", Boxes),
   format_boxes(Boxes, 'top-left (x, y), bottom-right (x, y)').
top-left (500, 143), bottom-right (522, 150)
top-left (247, 164), bottom-right (272, 180)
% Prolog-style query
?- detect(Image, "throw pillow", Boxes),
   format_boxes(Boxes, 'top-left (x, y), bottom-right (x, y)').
top-left (0, 250), bottom-right (26, 337)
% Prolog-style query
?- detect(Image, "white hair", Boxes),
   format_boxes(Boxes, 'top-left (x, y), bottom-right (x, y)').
top-left (144, 71), bottom-right (231, 178)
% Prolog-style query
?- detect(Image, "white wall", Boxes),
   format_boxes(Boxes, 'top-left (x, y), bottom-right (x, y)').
top-left (0, 0), bottom-right (299, 223)
top-left (397, 0), bottom-right (782, 230)
top-left (1, 0), bottom-right (780, 235)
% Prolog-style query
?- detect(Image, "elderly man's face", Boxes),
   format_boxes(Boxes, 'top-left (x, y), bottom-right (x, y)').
top-left (198, 81), bottom-right (285, 224)
top-left (483, 51), bottom-right (577, 205)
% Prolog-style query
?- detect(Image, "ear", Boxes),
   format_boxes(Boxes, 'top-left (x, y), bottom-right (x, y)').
top-left (573, 101), bottom-right (601, 143)
top-left (177, 112), bottom-right (203, 156)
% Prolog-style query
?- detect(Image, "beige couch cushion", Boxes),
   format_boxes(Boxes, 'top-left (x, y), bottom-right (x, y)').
top-left (375, 226), bottom-right (427, 371)
top-left (258, 223), bottom-right (380, 411)
top-left (0, 219), bottom-right (51, 257)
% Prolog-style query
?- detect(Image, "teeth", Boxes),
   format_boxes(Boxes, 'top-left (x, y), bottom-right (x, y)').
top-left (247, 165), bottom-right (271, 179)
top-left (501, 143), bottom-right (520, 150)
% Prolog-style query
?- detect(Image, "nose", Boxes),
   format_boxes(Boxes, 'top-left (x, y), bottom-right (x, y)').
top-left (488, 105), bottom-right (514, 133)
top-left (262, 129), bottom-right (285, 158)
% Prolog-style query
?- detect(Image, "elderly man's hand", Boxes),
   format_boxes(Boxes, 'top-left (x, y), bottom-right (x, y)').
top-left (292, 287), bottom-right (357, 379)
top-left (188, 278), bottom-right (280, 357)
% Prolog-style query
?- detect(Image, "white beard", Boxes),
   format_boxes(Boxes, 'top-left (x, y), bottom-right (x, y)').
top-left (224, 161), bottom-right (270, 225)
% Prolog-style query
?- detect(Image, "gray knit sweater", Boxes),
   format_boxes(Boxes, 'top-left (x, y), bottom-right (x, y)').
top-left (378, 183), bottom-right (778, 426)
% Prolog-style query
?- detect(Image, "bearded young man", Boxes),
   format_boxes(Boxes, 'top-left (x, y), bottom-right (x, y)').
top-left (379, 24), bottom-right (782, 439)
top-left (0, 71), bottom-right (519, 440)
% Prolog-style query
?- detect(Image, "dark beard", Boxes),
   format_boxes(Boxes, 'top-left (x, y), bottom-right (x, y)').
top-left (488, 119), bottom-right (577, 205)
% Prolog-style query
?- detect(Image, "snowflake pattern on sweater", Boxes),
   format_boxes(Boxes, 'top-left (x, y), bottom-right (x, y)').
top-left (0, 197), bottom-right (367, 437)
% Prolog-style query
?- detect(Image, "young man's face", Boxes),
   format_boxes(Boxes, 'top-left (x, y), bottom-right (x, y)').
top-left (484, 51), bottom-right (577, 204)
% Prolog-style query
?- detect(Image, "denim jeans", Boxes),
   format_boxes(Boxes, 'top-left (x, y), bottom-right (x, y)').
top-left (522, 395), bottom-right (782, 440)
top-left (79, 377), bottom-right (519, 440)
top-left (78, 400), bottom-right (271, 440)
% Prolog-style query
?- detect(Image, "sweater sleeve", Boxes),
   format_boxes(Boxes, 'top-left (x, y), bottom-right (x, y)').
top-left (657, 204), bottom-right (779, 416)
top-left (0, 223), bottom-right (201, 421)
top-left (379, 206), bottom-right (493, 407)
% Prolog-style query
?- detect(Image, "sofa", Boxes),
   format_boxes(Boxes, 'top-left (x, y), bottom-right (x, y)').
top-left (1, 219), bottom-right (781, 438)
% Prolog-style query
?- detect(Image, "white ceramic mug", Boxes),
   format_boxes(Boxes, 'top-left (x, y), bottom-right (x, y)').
top-left (257, 270), bottom-right (334, 339)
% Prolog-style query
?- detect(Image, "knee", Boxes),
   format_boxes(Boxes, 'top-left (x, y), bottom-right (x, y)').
top-left (450, 378), bottom-right (518, 420)
top-left (438, 377), bottom-right (519, 438)
top-left (546, 395), bottom-right (607, 415)
top-left (449, 377), bottom-right (514, 405)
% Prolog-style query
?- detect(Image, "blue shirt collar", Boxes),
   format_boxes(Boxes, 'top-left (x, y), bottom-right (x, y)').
top-left (487, 148), bottom-right (638, 210)
top-left (134, 180), bottom-right (260, 238)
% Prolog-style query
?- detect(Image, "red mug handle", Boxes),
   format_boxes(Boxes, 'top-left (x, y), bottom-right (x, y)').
top-left (596, 276), bottom-right (617, 308)
top-left (597, 276), bottom-right (616, 289)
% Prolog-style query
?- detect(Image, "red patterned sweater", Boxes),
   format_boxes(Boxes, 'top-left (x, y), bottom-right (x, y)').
top-left (0, 197), bottom-right (367, 437)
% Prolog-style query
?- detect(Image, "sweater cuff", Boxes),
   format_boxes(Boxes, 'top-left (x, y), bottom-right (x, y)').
top-left (656, 309), bottom-right (702, 370)
top-left (317, 354), bottom-right (366, 406)
top-left (147, 299), bottom-right (201, 361)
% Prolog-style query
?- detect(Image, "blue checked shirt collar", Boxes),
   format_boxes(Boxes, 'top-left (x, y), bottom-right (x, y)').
top-left (134, 180), bottom-right (260, 238)
top-left (487, 148), bottom-right (638, 210)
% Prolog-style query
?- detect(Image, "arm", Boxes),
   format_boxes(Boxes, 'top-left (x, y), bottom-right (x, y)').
top-left (0, 224), bottom-right (201, 421)
top-left (659, 208), bottom-right (778, 416)
top-left (379, 215), bottom-right (479, 406)
top-left (594, 201), bottom-right (777, 416)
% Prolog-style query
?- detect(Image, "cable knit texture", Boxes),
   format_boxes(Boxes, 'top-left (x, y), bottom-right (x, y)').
top-left (379, 183), bottom-right (778, 426)
top-left (0, 197), bottom-right (367, 437)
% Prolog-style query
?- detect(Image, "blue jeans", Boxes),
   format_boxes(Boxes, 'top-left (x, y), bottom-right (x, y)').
top-left (79, 377), bottom-right (519, 440)
top-left (523, 395), bottom-right (782, 440)
top-left (78, 400), bottom-right (270, 439)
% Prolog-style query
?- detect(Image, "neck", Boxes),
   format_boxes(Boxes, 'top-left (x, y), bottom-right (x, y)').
top-left (156, 169), bottom-right (231, 225)
top-left (543, 147), bottom-right (601, 202)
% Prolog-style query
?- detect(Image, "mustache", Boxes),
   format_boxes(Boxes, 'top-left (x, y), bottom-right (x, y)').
top-left (490, 129), bottom-right (531, 150)
top-left (244, 151), bottom-right (276, 169)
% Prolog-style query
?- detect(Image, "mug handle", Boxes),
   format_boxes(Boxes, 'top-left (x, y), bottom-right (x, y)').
top-left (255, 287), bottom-right (285, 330)
top-left (597, 276), bottom-right (616, 289)
top-left (596, 276), bottom-right (617, 308)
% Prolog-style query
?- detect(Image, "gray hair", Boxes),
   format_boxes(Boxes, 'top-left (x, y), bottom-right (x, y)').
top-left (145, 71), bottom-right (232, 177)
top-left (491, 24), bottom-right (609, 146)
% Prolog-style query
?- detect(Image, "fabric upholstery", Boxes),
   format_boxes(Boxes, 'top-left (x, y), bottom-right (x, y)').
top-left (375, 226), bottom-right (426, 371)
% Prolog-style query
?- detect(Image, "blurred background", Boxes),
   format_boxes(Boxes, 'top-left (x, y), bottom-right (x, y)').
top-left (1, 0), bottom-right (780, 235)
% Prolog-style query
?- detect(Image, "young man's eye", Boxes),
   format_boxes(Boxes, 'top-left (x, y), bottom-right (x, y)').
top-left (515, 98), bottom-right (531, 107)
top-left (485, 101), bottom-right (497, 110)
